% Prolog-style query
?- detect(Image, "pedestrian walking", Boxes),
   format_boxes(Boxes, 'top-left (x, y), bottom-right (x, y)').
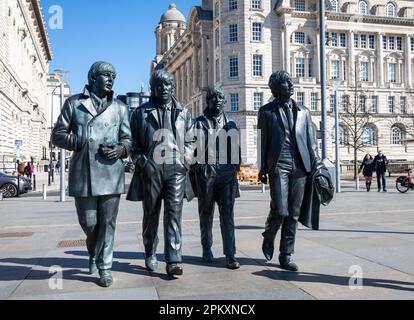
top-left (374, 150), bottom-right (389, 192)
top-left (358, 153), bottom-right (375, 192)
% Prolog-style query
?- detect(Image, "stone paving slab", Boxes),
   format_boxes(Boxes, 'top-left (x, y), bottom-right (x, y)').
top-left (1, 186), bottom-right (414, 300)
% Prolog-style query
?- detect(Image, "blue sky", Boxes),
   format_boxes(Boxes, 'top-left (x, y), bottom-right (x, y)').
top-left (41, 0), bottom-right (194, 95)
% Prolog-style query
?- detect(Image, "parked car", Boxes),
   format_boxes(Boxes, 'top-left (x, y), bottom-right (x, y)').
top-left (0, 171), bottom-right (32, 198)
top-left (124, 160), bottom-right (135, 173)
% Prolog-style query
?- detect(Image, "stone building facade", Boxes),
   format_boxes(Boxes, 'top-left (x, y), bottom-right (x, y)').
top-left (0, 0), bottom-right (52, 172)
top-left (154, 0), bottom-right (414, 165)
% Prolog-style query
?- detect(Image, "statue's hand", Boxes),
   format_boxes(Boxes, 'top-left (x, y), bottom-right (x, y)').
top-left (258, 171), bottom-right (268, 184)
top-left (99, 144), bottom-right (124, 160)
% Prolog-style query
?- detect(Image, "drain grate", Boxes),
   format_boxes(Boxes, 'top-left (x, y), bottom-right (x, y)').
top-left (0, 232), bottom-right (34, 238)
top-left (57, 239), bottom-right (86, 248)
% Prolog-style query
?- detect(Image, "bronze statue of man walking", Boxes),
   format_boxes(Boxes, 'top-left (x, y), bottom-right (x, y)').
top-left (52, 61), bottom-right (132, 287)
top-left (258, 71), bottom-right (319, 272)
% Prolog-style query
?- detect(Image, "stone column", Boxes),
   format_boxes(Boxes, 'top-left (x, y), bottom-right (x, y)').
top-left (405, 35), bottom-right (412, 87)
top-left (348, 30), bottom-right (355, 85)
top-left (283, 23), bottom-right (291, 72)
top-left (377, 32), bottom-right (384, 86)
top-left (316, 32), bottom-right (321, 82)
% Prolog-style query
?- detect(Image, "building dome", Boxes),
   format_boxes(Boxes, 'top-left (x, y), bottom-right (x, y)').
top-left (160, 4), bottom-right (186, 23)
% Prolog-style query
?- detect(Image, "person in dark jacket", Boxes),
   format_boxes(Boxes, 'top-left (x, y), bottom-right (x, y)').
top-left (257, 71), bottom-right (320, 272)
top-left (374, 150), bottom-right (388, 192)
top-left (358, 153), bottom-right (374, 192)
top-left (191, 87), bottom-right (241, 270)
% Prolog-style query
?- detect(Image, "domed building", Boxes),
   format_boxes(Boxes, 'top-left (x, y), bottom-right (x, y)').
top-left (155, 4), bottom-right (187, 64)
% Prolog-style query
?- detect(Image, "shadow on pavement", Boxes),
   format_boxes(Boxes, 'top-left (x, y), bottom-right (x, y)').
top-left (0, 250), bottom-right (269, 283)
top-left (302, 229), bottom-right (414, 235)
top-left (252, 269), bottom-right (414, 292)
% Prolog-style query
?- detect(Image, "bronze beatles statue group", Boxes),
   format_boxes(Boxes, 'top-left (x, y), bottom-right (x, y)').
top-left (52, 61), bottom-right (328, 287)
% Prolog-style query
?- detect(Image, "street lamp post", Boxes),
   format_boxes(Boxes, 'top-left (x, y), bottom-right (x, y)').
top-left (54, 69), bottom-right (69, 202)
top-left (319, 0), bottom-right (328, 160)
top-left (48, 86), bottom-right (59, 186)
top-left (333, 84), bottom-right (341, 193)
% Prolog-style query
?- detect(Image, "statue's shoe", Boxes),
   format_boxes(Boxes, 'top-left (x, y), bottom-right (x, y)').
top-left (89, 256), bottom-right (97, 275)
top-left (279, 255), bottom-right (298, 272)
top-left (202, 248), bottom-right (214, 263)
top-left (166, 263), bottom-right (183, 277)
top-left (226, 255), bottom-right (240, 270)
top-left (98, 270), bottom-right (113, 287)
top-left (145, 255), bottom-right (158, 272)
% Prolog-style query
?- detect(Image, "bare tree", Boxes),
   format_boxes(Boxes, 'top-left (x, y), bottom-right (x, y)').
top-left (340, 61), bottom-right (374, 180)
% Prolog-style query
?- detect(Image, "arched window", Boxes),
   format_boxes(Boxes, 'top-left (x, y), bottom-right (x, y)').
top-left (386, 2), bottom-right (396, 17)
top-left (357, 0), bottom-right (368, 15)
top-left (330, 0), bottom-right (339, 12)
top-left (362, 126), bottom-right (376, 145)
top-left (391, 125), bottom-right (405, 145)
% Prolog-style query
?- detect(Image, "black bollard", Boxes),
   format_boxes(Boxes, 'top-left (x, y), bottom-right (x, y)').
top-left (17, 175), bottom-right (20, 197)
top-left (33, 174), bottom-right (36, 191)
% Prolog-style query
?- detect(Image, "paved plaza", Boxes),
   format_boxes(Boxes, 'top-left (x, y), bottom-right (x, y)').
top-left (0, 174), bottom-right (413, 300)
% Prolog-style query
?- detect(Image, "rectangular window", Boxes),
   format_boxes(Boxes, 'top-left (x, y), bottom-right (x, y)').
top-left (294, 0), bottom-right (305, 11)
top-left (229, 0), bottom-right (237, 10)
top-left (229, 56), bottom-right (238, 78)
top-left (359, 96), bottom-right (366, 113)
top-left (311, 92), bottom-right (318, 111)
top-left (369, 35), bottom-right (375, 49)
top-left (296, 57), bottom-right (305, 78)
top-left (253, 54), bottom-right (263, 77)
top-left (230, 93), bottom-right (239, 112)
top-left (215, 58), bottom-right (220, 82)
top-left (215, 28), bottom-right (220, 47)
top-left (360, 62), bottom-right (369, 82)
top-left (330, 95), bottom-right (336, 112)
top-left (388, 96), bottom-right (395, 113)
top-left (251, 0), bottom-right (261, 10)
top-left (361, 34), bottom-right (367, 48)
top-left (389, 63), bottom-right (397, 83)
top-left (371, 96), bottom-right (378, 113)
top-left (252, 22), bottom-right (262, 41)
top-left (354, 34), bottom-right (359, 48)
top-left (383, 36), bottom-right (387, 49)
top-left (400, 96), bottom-right (406, 113)
top-left (215, 1), bottom-right (220, 17)
top-left (297, 92), bottom-right (305, 106)
top-left (331, 32), bottom-right (338, 47)
top-left (342, 95), bottom-right (350, 112)
top-left (389, 36), bottom-right (395, 50)
top-left (340, 33), bottom-right (346, 47)
top-left (253, 92), bottom-right (263, 111)
top-left (397, 36), bottom-right (402, 50)
top-left (331, 60), bottom-right (340, 80)
top-left (229, 24), bottom-right (238, 42)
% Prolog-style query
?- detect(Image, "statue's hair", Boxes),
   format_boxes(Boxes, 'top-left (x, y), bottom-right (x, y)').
top-left (150, 69), bottom-right (175, 94)
top-left (88, 61), bottom-right (116, 86)
top-left (268, 70), bottom-right (291, 90)
top-left (205, 86), bottom-right (225, 105)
